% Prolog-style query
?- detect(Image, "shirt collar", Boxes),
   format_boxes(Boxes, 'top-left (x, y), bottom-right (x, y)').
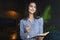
top-left (27, 18), bottom-right (34, 24)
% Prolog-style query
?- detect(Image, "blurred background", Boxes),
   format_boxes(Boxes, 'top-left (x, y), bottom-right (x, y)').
top-left (0, 0), bottom-right (60, 40)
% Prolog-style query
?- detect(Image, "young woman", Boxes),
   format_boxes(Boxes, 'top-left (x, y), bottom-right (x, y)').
top-left (20, 2), bottom-right (44, 40)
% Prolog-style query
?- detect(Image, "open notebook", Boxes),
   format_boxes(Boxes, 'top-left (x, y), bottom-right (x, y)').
top-left (35, 32), bottom-right (49, 37)
top-left (27, 32), bottom-right (49, 38)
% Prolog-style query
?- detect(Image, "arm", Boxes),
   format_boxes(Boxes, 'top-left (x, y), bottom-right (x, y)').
top-left (38, 18), bottom-right (44, 34)
top-left (36, 18), bottom-right (44, 40)
top-left (20, 20), bottom-right (27, 40)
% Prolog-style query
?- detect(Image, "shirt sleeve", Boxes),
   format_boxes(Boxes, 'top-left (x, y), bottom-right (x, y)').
top-left (38, 17), bottom-right (44, 34)
top-left (20, 19), bottom-right (27, 40)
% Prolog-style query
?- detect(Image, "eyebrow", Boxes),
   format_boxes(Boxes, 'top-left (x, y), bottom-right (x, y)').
top-left (30, 4), bottom-right (36, 7)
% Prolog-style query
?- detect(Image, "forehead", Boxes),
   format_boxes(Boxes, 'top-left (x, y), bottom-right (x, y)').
top-left (29, 3), bottom-right (36, 6)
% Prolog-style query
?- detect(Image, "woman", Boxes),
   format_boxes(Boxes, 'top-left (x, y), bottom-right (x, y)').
top-left (20, 2), bottom-right (44, 40)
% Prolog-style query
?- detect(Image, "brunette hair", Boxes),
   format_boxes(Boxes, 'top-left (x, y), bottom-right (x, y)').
top-left (23, 2), bottom-right (40, 20)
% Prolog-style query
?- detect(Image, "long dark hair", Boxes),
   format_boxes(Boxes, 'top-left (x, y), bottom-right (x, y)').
top-left (23, 2), bottom-right (40, 20)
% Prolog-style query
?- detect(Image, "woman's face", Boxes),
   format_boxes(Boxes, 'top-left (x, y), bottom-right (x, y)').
top-left (28, 2), bottom-right (36, 14)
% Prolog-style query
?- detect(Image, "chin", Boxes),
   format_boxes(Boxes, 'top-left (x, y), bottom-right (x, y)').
top-left (31, 13), bottom-right (34, 14)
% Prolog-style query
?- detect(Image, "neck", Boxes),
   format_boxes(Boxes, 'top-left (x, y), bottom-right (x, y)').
top-left (29, 13), bottom-right (34, 19)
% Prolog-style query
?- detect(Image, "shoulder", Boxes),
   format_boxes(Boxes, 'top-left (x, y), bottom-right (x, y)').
top-left (34, 17), bottom-right (43, 22)
top-left (20, 19), bottom-right (25, 22)
top-left (38, 17), bottom-right (43, 21)
top-left (20, 19), bottom-right (27, 23)
top-left (35, 16), bottom-right (43, 20)
top-left (35, 17), bottom-right (43, 21)
top-left (37, 17), bottom-right (43, 23)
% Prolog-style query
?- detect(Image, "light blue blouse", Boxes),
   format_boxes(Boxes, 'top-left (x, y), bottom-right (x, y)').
top-left (20, 17), bottom-right (44, 40)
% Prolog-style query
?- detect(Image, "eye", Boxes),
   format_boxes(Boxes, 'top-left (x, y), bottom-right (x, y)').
top-left (30, 5), bottom-right (36, 8)
top-left (30, 5), bottom-right (33, 7)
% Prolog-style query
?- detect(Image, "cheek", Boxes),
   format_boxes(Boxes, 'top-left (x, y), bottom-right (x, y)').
top-left (29, 7), bottom-right (32, 11)
top-left (34, 8), bottom-right (36, 11)
top-left (29, 7), bottom-right (36, 11)
top-left (33, 8), bottom-right (36, 13)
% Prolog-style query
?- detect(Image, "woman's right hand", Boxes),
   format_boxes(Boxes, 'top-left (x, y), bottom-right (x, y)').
top-left (26, 26), bottom-right (31, 33)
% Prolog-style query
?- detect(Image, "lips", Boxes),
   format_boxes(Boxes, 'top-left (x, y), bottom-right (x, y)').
top-left (31, 9), bottom-right (35, 12)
